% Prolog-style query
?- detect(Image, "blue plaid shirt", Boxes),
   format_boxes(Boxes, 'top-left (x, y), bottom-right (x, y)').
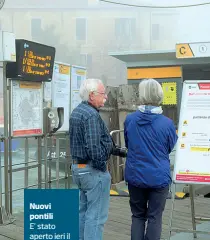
top-left (69, 101), bottom-right (113, 172)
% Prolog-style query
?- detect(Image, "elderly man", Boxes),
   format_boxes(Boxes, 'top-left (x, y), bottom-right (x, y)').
top-left (69, 78), bottom-right (113, 240)
top-left (124, 79), bottom-right (178, 240)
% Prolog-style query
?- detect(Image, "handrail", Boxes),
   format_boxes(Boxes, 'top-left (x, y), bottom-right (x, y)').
top-left (110, 129), bottom-right (124, 137)
top-left (109, 129), bottom-right (126, 184)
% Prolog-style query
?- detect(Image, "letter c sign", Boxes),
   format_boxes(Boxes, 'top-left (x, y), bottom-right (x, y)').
top-left (179, 46), bottom-right (186, 55)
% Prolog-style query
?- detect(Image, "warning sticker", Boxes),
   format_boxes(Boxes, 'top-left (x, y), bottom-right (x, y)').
top-left (162, 82), bottom-right (177, 105)
top-left (183, 120), bottom-right (188, 126)
top-left (181, 143), bottom-right (185, 149)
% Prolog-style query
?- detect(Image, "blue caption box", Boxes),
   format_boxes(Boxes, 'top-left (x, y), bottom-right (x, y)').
top-left (24, 189), bottom-right (79, 240)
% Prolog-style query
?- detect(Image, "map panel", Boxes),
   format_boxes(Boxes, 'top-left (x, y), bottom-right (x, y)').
top-left (11, 81), bottom-right (43, 137)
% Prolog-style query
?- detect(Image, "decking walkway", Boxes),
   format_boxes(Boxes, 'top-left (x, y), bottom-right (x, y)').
top-left (0, 195), bottom-right (209, 240)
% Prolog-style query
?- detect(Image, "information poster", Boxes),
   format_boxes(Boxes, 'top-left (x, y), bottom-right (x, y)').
top-left (71, 66), bottom-right (86, 112)
top-left (24, 189), bottom-right (79, 240)
top-left (173, 81), bottom-right (210, 184)
top-left (11, 81), bottom-right (43, 137)
top-left (162, 82), bottom-right (177, 105)
top-left (52, 62), bottom-right (71, 132)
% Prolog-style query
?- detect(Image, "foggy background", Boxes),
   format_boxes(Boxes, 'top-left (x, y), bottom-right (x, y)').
top-left (0, 0), bottom-right (210, 89)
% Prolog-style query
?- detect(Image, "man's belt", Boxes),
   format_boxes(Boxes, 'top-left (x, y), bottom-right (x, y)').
top-left (72, 160), bottom-right (89, 164)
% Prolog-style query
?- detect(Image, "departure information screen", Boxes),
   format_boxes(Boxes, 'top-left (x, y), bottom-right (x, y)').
top-left (6, 39), bottom-right (56, 82)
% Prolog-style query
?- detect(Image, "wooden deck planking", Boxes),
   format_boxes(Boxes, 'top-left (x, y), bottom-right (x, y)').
top-left (105, 196), bottom-right (210, 240)
top-left (0, 196), bottom-right (209, 240)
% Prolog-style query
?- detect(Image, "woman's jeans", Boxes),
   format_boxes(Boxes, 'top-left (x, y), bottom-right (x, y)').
top-left (71, 164), bottom-right (111, 240)
top-left (128, 184), bottom-right (169, 240)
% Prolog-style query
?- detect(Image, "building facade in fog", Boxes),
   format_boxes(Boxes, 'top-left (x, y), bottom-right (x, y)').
top-left (0, 0), bottom-right (180, 86)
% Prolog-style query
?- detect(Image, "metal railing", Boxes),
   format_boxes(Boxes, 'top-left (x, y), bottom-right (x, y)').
top-left (109, 129), bottom-right (126, 185)
top-left (0, 132), bottom-right (72, 222)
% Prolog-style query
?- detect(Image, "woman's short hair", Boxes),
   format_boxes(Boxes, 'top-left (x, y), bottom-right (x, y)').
top-left (79, 78), bottom-right (103, 101)
top-left (139, 78), bottom-right (163, 105)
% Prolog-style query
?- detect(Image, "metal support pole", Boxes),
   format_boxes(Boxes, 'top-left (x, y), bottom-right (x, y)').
top-left (190, 185), bottom-right (197, 239)
top-left (55, 137), bottom-right (60, 189)
top-left (44, 136), bottom-right (48, 189)
top-left (48, 136), bottom-right (52, 189)
top-left (65, 135), bottom-right (72, 189)
top-left (64, 134), bottom-right (68, 189)
top-left (0, 138), bottom-right (3, 207)
top-left (24, 138), bottom-right (29, 189)
top-left (37, 137), bottom-right (42, 189)
top-left (8, 79), bottom-right (12, 214)
top-left (3, 62), bottom-right (9, 213)
top-left (116, 133), bottom-right (120, 182)
top-left (168, 183), bottom-right (176, 240)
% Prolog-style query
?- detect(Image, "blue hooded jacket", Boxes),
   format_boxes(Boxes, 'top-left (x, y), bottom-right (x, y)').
top-left (124, 109), bottom-right (178, 188)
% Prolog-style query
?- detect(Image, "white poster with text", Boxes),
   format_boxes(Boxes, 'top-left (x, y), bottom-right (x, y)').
top-left (174, 81), bottom-right (210, 184)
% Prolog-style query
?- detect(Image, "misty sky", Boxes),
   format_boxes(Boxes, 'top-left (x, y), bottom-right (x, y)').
top-left (3, 0), bottom-right (210, 8)
top-left (1, 0), bottom-right (210, 86)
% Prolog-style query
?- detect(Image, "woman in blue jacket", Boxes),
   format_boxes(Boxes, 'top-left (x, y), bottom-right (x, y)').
top-left (124, 78), bottom-right (178, 240)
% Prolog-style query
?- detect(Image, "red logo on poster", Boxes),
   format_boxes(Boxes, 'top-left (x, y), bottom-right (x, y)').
top-left (198, 83), bottom-right (210, 90)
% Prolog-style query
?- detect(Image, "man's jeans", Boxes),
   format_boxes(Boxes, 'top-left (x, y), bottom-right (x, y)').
top-left (128, 184), bottom-right (169, 240)
top-left (71, 164), bottom-right (111, 240)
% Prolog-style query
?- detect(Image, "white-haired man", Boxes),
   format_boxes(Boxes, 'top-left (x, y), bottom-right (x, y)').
top-left (69, 79), bottom-right (113, 240)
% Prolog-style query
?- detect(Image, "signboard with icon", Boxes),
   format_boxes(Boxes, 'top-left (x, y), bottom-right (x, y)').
top-left (162, 82), bottom-right (177, 105)
top-left (6, 39), bottom-right (56, 82)
top-left (176, 42), bottom-right (210, 59)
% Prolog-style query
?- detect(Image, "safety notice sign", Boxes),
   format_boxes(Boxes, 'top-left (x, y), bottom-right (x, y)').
top-left (162, 82), bottom-right (177, 105)
top-left (173, 80), bottom-right (210, 184)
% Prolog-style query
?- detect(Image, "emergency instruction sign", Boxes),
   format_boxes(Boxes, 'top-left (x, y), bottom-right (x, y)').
top-left (173, 80), bottom-right (210, 184)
